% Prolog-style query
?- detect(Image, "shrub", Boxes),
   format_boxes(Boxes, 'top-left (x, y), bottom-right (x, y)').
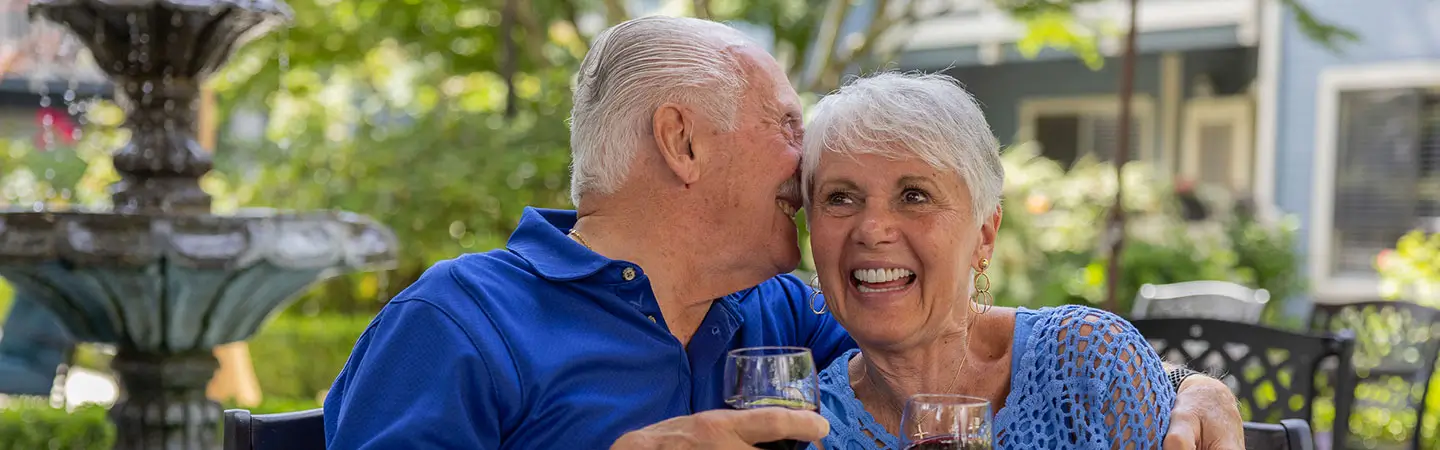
top-left (1377, 230), bottom-right (1440, 308)
top-left (248, 314), bottom-right (373, 403)
top-left (0, 401), bottom-right (113, 450)
top-left (990, 144), bottom-right (1303, 317)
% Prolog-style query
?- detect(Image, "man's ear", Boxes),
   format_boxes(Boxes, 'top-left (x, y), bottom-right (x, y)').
top-left (653, 103), bottom-right (701, 186)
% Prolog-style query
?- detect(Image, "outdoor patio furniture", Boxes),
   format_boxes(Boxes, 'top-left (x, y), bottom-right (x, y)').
top-left (1130, 281), bottom-right (1271, 323)
top-left (1131, 318), bottom-right (1356, 447)
top-left (223, 408), bottom-right (325, 450)
top-left (1245, 419), bottom-right (1316, 450)
top-left (1309, 300), bottom-right (1440, 450)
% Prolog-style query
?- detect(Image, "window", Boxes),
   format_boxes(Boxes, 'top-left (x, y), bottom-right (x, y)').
top-left (1329, 88), bottom-right (1440, 276)
top-left (1180, 97), bottom-right (1254, 192)
top-left (1310, 62), bottom-right (1440, 300)
top-left (1019, 96), bottom-right (1154, 169)
top-left (1033, 113), bottom-right (1143, 167)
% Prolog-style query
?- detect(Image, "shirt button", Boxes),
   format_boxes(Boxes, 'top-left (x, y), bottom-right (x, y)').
top-left (710, 326), bottom-right (720, 335)
top-left (622, 267), bottom-right (636, 281)
top-left (647, 315), bottom-right (656, 323)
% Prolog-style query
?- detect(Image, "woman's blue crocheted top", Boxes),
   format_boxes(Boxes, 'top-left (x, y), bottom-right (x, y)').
top-left (814, 305), bottom-right (1175, 449)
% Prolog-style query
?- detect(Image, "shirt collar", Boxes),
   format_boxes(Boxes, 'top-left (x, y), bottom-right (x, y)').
top-left (505, 207), bottom-right (613, 281)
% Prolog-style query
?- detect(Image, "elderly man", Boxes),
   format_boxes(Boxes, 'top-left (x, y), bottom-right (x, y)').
top-left (323, 16), bottom-right (1241, 449)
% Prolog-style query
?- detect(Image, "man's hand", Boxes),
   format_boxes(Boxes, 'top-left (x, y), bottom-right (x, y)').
top-left (611, 408), bottom-right (829, 449)
top-left (1165, 375), bottom-right (1245, 450)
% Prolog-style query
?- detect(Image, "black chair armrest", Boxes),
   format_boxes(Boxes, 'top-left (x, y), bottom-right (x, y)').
top-left (223, 409), bottom-right (253, 450)
top-left (1279, 419), bottom-right (1314, 450)
top-left (1243, 420), bottom-right (1314, 450)
top-left (224, 408), bottom-right (325, 450)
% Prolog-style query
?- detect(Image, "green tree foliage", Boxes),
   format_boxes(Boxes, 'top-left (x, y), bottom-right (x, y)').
top-left (210, 1), bottom-right (589, 312)
top-left (205, 0), bottom-right (958, 314)
top-left (3, 0), bottom-right (1354, 316)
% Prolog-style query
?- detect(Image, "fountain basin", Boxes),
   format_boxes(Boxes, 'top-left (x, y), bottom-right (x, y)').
top-left (0, 208), bottom-right (396, 350)
top-left (0, 208), bottom-right (396, 449)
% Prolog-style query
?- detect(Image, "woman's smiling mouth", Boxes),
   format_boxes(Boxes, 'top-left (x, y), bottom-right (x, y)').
top-left (851, 267), bottom-right (916, 293)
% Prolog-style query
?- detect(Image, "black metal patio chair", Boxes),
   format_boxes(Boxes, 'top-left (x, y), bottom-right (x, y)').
top-left (1310, 300), bottom-right (1440, 449)
top-left (1245, 419), bottom-right (1315, 450)
top-left (1132, 318), bottom-right (1356, 448)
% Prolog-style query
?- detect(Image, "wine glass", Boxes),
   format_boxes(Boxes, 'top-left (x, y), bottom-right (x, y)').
top-left (723, 346), bottom-right (821, 450)
top-left (899, 394), bottom-right (993, 450)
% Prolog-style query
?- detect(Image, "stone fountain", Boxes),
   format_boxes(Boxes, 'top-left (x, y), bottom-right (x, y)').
top-left (0, 1), bottom-right (398, 448)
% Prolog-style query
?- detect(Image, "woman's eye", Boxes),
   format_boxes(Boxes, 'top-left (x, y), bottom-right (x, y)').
top-left (825, 192), bottom-right (854, 206)
top-left (902, 189), bottom-right (929, 203)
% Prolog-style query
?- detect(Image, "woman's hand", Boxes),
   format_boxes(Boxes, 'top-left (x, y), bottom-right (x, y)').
top-left (1165, 375), bottom-right (1244, 450)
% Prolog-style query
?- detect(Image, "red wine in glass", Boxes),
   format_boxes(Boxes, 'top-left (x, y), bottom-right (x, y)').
top-left (900, 395), bottom-right (992, 450)
top-left (754, 439), bottom-right (805, 450)
top-left (904, 435), bottom-right (994, 450)
top-left (724, 347), bottom-right (821, 450)
top-left (725, 396), bottom-right (816, 450)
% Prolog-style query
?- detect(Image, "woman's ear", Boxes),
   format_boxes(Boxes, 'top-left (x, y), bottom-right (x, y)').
top-left (973, 204), bottom-right (1003, 268)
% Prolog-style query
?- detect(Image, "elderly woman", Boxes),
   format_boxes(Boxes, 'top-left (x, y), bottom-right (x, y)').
top-left (802, 71), bottom-right (1174, 449)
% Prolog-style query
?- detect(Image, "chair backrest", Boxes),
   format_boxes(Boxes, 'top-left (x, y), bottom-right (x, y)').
top-left (1308, 300), bottom-right (1440, 449)
top-left (1131, 318), bottom-right (1355, 447)
top-left (1131, 281), bottom-right (1271, 323)
top-left (223, 408), bottom-right (325, 450)
top-left (1244, 419), bottom-right (1315, 450)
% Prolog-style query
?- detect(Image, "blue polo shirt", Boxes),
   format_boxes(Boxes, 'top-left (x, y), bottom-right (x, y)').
top-left (323, 207), bottom-right (857, 449)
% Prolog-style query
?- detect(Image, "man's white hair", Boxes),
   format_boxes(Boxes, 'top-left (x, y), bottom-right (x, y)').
top-left (801, 71), bottom-right (1004, 224)
top-left (568, 16), bottom-right (757, 205)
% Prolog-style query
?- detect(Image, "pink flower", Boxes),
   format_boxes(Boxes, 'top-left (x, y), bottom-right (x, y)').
top-left (1376, 249), bottom-right (1395, 270)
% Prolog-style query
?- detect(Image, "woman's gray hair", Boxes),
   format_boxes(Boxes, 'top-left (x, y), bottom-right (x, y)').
top-left (568, 16), bottom-right (756, 205)
top-left (801, 71), bottom-right (1004, 224)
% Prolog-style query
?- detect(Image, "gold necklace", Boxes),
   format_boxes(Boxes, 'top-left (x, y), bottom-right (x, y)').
top-left (870, 319), bottom-right (977, 432)
top-left (568, 229), bottom-right (593, 250)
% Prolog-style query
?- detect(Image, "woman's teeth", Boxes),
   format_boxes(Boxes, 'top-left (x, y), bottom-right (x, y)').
top-left (858, 283), bottom-right (905, 293)
top-left (852, 268), bottom-right (915, 292)
top-left (853, 268), bottom-right (914, 283)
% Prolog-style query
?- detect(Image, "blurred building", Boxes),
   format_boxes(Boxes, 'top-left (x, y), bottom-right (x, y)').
top-left (861, 0), bottom-right (1440, 305)
top-left (0, 0), bottom-right (109, 149)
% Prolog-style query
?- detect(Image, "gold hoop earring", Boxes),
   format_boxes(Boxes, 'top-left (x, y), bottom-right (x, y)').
top-left (809, 275), bottom-right (827, 315)
top-left (971, 258), bottom-right (993, 315)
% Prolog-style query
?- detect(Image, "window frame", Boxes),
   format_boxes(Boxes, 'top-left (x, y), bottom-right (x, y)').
top-left (1308, 60), bottom-right (1440, 303)
top-left (1179, 95), bottom-right (1254, 192)
top-left (1016, 94), bottom-right (1158, 166)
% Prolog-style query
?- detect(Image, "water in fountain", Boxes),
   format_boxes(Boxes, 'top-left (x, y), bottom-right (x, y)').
top-left (0, 1), bottom-right (398, 449)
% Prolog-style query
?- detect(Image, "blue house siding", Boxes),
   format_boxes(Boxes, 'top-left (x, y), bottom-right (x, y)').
top-left (940, 48), bottom-right (1252, 171)
top-left (1270, 0), bottom-right (1440, 290)
top-left (944, 55), bottom-right (1164, 156)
